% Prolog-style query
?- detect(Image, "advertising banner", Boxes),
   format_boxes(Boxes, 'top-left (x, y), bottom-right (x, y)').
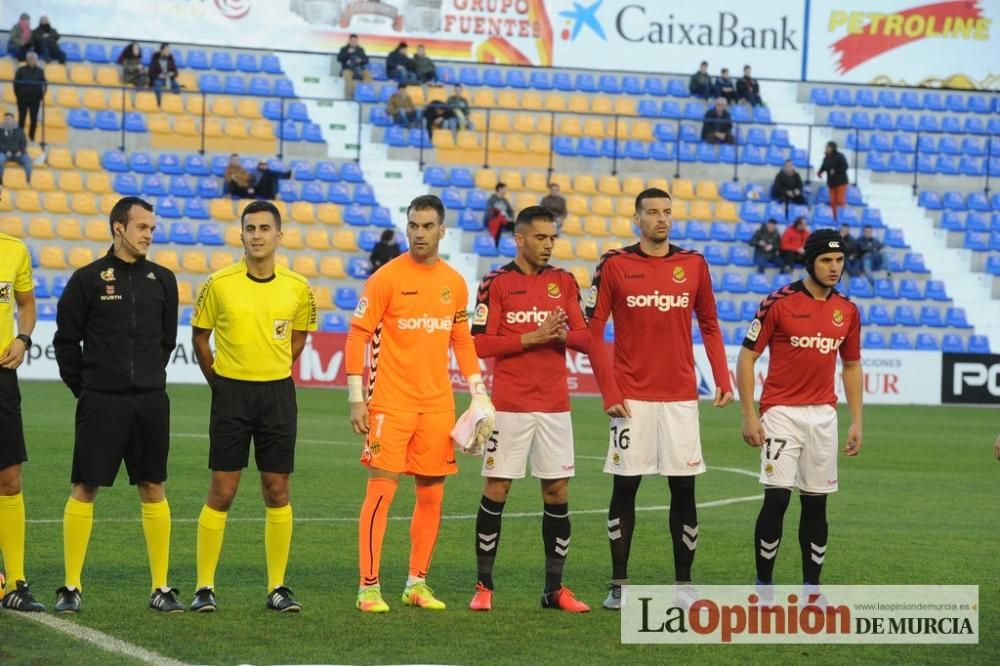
top-left (806, 0), bottom-right (1000, 89)
top-left (940, 353), bottom-right (1000, 405)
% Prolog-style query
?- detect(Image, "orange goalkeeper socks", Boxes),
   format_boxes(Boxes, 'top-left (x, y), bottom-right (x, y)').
top-left (358, 477), bottom-right (397, 588)
top-left (409, 481), bottom-right (444, 579)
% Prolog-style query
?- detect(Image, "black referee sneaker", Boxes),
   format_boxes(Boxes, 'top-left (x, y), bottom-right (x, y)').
top-left (53, 196), bottom-right (183, 613)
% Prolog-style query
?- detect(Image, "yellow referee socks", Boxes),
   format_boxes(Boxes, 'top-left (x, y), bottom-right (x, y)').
top-left (0, 492), bottom-right (26, 592)
top-left (265, 504), bottom-right (293, 592)
top-left (141, 500), bottom-right (171, 592)
top-left (63, 497), bottom-right (94, 591)
top-left (196, 505), bottom-right (228, 590)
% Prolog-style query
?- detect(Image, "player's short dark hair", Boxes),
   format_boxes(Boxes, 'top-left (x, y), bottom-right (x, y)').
top-left (863, 224), bottom-right (873, 230)
top-left (766, 217), bottom-right (777, 224)
top-left (108, 196), bottom-right (153, 234)
top-left (514, 205), bottom-right (554, 233)
top-left (700, 60), bottom-right (707, 66)
top-left (635, 187), bottom-right (671, 213)
top-left (407, 194), bottom-right (445, 224)
top-left (495, 182), bottom-right (506, 192)
top-left (349, 33), bottom-right (359, 39)
top-left (827, 140), bottom-right (838, 151)
top-left (241, 199), bottom-right (281, 229)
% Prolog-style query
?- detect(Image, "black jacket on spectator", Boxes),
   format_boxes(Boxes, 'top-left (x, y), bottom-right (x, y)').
top-left (423, 100), bottom-right (453, 138)
top-left (819, 151), bottom-right (850, 187)
top-left (701, 108), bottom-right (732, 140)
top-left (370, 241), bottom-right (401, 273)
top-left (856, 236), bottom-right (884, 257)
top-left (771, 170), bottom-right (804, 199)
top-left (13, 64), bottom-right (46, 101)
top-left (0, 126), bottom-right (28, 154)
top-left (30, 22), bottom-right (60, 47)
top-left (737, 76), bottom-right (761, 103)
top-left (840, 233), bottom-right (859, 260)
top-left (749, 225), bottom-right (781, 260)
top-left (54, 250), bottom-right (178, 397)
top-left (336, 45), bottom-right (369, 74)
top-left (148, 54), bottom-right (178, 82)
top-left (713, 76), bottom-right (736, 101)
top-left (252, 167), bottom-right (292, 200)
top-left (386, 50), bottom-right (414, 78)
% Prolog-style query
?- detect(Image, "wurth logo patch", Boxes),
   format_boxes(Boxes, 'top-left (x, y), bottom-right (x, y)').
top-left (626, 291), bottom-right (690, 312)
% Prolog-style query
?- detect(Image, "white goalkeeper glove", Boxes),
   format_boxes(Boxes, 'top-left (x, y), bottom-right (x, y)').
top-left (450, 374), bottom-right (495, 456)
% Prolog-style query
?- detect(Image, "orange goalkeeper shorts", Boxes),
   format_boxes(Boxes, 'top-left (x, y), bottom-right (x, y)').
top-left (361, 408), bottom-right (458, 477)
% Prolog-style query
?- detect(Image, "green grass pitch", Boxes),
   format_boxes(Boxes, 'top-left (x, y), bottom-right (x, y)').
top-left (1, 380), bottom-right (997, 665)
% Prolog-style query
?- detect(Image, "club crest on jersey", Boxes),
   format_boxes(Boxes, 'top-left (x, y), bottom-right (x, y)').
top-left (832, 309), bottom-right (844, 327)
top-left (473, 303), bottom-right (488, 326)
top-left (746, 318), bottom-right (762, 342)
top-left (0, 282), bottom-right (11, 304)
top-left (273, 319), bottom-right (290, 340)
top-left (765, 462), bottom-right (774, 476)
top-left (547, 282), bottom-right (561, 298)
top-left (485, 456), bottom-right (495, 470)
top-left (354, 297), bottom-right (368, 318)
top-left (672, 266), bottom-right (686, 283)
top-left (440, 287), bottom-right (452, 304)
top-left (100, 267), bottom-right (115, 282)
top-left (612, 452), bottom-right (621, 466)
top-left (366, 440), bottom-right (381, 458)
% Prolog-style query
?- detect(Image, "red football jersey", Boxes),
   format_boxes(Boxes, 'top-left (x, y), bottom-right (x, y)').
top-left (471, 262), bottom-right (589, 412)
top-left (742, 280), bottom-right (862, 414)
top-left (586, 244), bottom-right (731, 408)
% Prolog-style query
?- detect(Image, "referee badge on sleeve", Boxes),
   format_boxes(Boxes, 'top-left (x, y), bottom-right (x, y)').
top-left (273, 320), bottom-right (290, 340)
top-left (746, 318), bottom-right (762, 342)
top-left (0, 282), bottom-right (11, 304)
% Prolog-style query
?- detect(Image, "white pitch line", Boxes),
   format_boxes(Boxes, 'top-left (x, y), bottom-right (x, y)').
top-left (11, 611), bottom-right (189, 666)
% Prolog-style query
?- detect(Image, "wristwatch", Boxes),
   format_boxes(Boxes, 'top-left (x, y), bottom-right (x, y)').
top-left (16, 334), bottom-right (32, 348)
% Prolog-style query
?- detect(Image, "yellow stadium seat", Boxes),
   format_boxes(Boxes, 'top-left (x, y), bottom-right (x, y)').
top-left (695, 181), bottom-right (720, 201)
top-left (224, 224), bottom-right (242, 247)
top-left (135, 91), bottom-right (159, 113)
top-left (671, 200), bottom-right (689, 220)
top-left (613, 197), bottom-right (632, 217)
top-left (598, 176), bottom-right (622, 196)
top-left (59, 172), bottom-right (85, 193)
top-left (583, 118), bottom-right (606, 139)
top-left (647, 177), bottom-right (670, 192)
top-left (15, 190), bottom-right (41, 212)
top-left (622, 177), bottom-right (645, 196)
top-left (611, 216), bottom-right (635, 239)
top-left (671, 179), bottom-right (695, 199)
top-left (630, 121), bottom-right (653, 141)
top-left (43, 107), bottom-right (67, 129)
top-left (176, 71), bottom-right (198, 91)
top-left (426, 86), bottom-right (447, 104)
top-left (28, 217), bottom-right (55, 239)
top-left (237, 98), bottom-right (262, 120)
top-left (468, 111), bottom-right (487, 129)
top-left (161, 95), bottom-right (185, 115)
top-left (313, 285), bottom-right (334, 310)
top-left (71, 193), bottom-right (99, 216)
top-left (588, 96), bottom-right (611, 114)
top-left (614, 98), bottom-right (637, 116)
top-left (281, 228), bottom-right (304, 250)
top-left (535, 115), bottom-right (552, 135)
top-left (210, 199), bottom-right (236, 222)
top-left (506, 134), bottom-right (528, 154)
top-left (0, 61), bottom-right (14, 80)
top-left (292, 255), bottom-right (319, 278)
top-left (592, 196), bottom-right (615, 217)
top-left (489, 113), bottom-right (512, 133)
top-left (81, 89), bottom-right (107, 111)
top-left (405, 86), bottom-right (425, 106)
top-left (332, 229), bottom-right (358, 252)
top-left (432, 131), bottom-right (455, 150)
top-left (456, 131), bottom-right (479, 151)
top-left (223, 120), bottom-right (248, 140)
top-left (528, 135), bottom-right (550, 156)
top-left (557, 117), bottom-right (582, 138)
top-left (316, 203), bottom-right (342, 225)
top-left (209, 251), bottom-right (234, 271)
top-left (0, 193), bottom-right (13, 212)
top-left (584, 216), bottom-right (609, 237)
top-left (576, 239), bottom-right (600, 261)
top-left (566, 195), bottom-right (589, 216)
top-left (109, 89), bottom-right (134, 112)
top-left (177, 281), bottom-right (194, 305)
top-left (570, 266), bottom-right (590, 289)
top-left (211, 96), bottom-right (237, 118)
top-left (497, 91), bottom-right (519, 109)
top-left (46, 147), bottom-right (73, 170)
top-left (521, 92), bottom-right (543, 110)
top-left (602, 239), bottom-right (624, 254)
top-left (95, 65), bottom-right (120, 87)
top-left (44, 63), bottom-right (68, 84)
top-left (40, 246), bottom-right (67, 269)
top-left (560, 215), bottom-right (582, 236)
top-left (88, 173), bottom-right (113, 194)
top-left (572, 174), bottom-right (597, 195)
top-left (475, 169), bottom-right (497, 191)
top-left (543, 94), bottom-right (566, 112)
top-left (44, 192), bottom-right (70, 214)
top-left (472, 89), bottom-right (496, 108)
top-left (69, 64), bottom-right (95, 85)
top-left (550, 173), bottom-right (572, 191)
top-left (716, 201), bottom-right (740, 223)
top-left (499, 171), bottom-right (523, 191)
top-left (68, 247), bottom-right (94, 269)
top-left (148, 114), bottom-right (171, 135)
top-left (524, 172), bottom-right (549, 193)
top-left (269, 200), bottom-right (287, 220)
top-left (290, 202), bottom-right (316, 224)
top-left (690, 200), bottom-right (713, 221)
top-left (3, 169), bottom-right (29, 190)
top-left (0, 216), bottom-right (25, 237)
top-left (32, 171), bottom-right (57, 192)
top-left (514, 193), bottom-right (537, 211)
top-left (276, 255), bottom-right (289, 268)
top-left (568, 95), bottom-right (589, 113)
top-left (552, 238), bottom-right (575, 260)
top-left (175, 116), bottom-right (199, 137)
top-left (75, 150), bottom-right (101, 171)
top-left (99, 195), bottom-right (118, 216)
top-left (182, 251), bottom-right (209, 274)
top-left (85, 219), bottom-right (110, 242)
top-left (204, 118), bottom-right (224, 138)
top-left (320, 256), bottom-right (346, 279)
top-left (250, 120), bottom-right (274, 141)
top-left (186, 96), bottom-right (205, 116)
top-left (306, 228), bottom-right (331, 251)
top-left (484, 133), bottom-right (504, 158)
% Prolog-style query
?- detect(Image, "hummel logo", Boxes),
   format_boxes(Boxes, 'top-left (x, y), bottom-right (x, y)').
top-left (147, 272), bottom-right (157, 280)
top-left (625, 273), bottom-right (645, 279)
top-left (401, 290), bottom-right (418, 296)
top-left (509, 289), bottom-right (527, 295)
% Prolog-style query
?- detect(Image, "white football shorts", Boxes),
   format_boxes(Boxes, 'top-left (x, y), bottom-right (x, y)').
top-left (603, 399), bottom-right (705, 476)
top-left (481, 411), bottom-right (575, 480)
top-left (758, 404), bottom-right (839, 494)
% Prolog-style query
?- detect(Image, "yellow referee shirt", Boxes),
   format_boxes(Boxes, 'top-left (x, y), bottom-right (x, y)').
top-left (192, 260), bottom-right (317, 381)
top-left (0, 232), bottom-right (33, 354)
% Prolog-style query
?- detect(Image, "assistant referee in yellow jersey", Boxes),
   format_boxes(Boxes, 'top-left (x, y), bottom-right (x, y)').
top-left (190, 200), bottom-right (317, 613)
top-left (0, 189), bottom-right (43, 612)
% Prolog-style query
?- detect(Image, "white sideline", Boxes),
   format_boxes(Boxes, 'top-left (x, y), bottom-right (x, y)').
top-left (10, 611), bottom-right (189, 666)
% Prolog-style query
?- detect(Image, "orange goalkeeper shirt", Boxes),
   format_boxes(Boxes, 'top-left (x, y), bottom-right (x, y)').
top-left (345, 252), bottom-right (480, 413)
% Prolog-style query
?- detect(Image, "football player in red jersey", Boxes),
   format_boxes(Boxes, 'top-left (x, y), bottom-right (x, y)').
top-left (737, 228), bottom-right (863, 604)
top-left (586, 188), bottom-right (733, 610)
top-left (468, 206), bottom-right (591, 613)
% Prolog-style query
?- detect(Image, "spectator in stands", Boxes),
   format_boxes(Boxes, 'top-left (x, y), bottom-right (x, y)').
top-left (817, 141), bottom-right (849, 221)
top-left (688, 61), bottom-right (713, 99)
top-left (445, 84), bottom-right (473, 132)
top-left (839, 223), bottom-right (861, 277)
top-left (223, 154), bottom-right (254, 198)
top-left (0, 112), bottom-right (32, 185)
top-left (540, 182), bottom-right (567, 228)
top-left (749, 218), bottom-right (781, 273)
top-left (423, 100), bottom-right (453, 139)
top-left (369, 229), bottom-right (401, 273)
top-left (13, 51), bottom-right (45, 142)
top-left (713, 68), bottom-right (737, 104)
top-left (485, 182), bottom-right (514, 247)
top-left (856, 224), bottom-right (886, 284)
top-left (337, 34), bottom-right (372, 100)
top-left (736, 65), bottom-right (762, 106)
top-left (386, 42), bottom-right (418, 84)
top-left (780, 217), bottom-right (809, 273)
top-left (387, 83), bottom-right (419, 128)
top-left (117, 42), bottom-right (149, 88)
top-left (701, 98), bottom-right (734, 144)
top-left (413, 45), bottom-right (438, 84)
top-left (252, 159), bottom-right (291, 200)
top-left (7, 13), bottom-right (32, 61)
top-left (771, 159), bottom-right (806, 211)
top-left (31, 16), bottom-right (66, 64)
top-left (148, 43), bottom-right (181, 106)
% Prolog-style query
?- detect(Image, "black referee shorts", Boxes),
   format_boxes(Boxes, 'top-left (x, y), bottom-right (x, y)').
top-left (0, 369), bottom-right (27, 471)
top-left (72, 390), bottom-right (170, 487)
top-left (209, 376), bottom-right (297, 473)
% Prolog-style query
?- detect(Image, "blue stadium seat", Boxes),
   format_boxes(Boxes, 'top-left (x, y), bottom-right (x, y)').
top-left (855, 89), bottom-right (876, 107)
top-left (864, 331), bottom-right (888, 349)
top-left (941, 116), bottom-right (962, 134)
top-left (709, 222), bottom-right (734, 242)
top-left (873, 112), bottom-right (894, 132)
top-left (868, 153), bottom-right (891, 175)
top-left (914, 333), bottom-right (939, 351)
top-left (941, 334), bottom-right (965, 353)
top-left (742, 146), bottom-right (766, 166)
top-left (846, 132), bottom-right (870, 152)
top-left (717, 300), bottom-right (740, 322)
top-left (917, 191), bottom-right (941, 210)
top-left (482, 69), bottom-right (504, 88)
top-left (945, 307), bottom-right (971, 328)
top-left (182, 50), bottom-right (206, 69)
top-left (621, 75), bottom-right (642, 95)
top-left (753, 106), bottom-right (772, 124)
top-left (809, 88), bottom-right (831, 106)
top-left (917, 115), bottom-right (939, 133)
top-left (261, 54), bottom-right (283, 75)
top-left (963, 232), bottom-right (990, 251)
top-left (667, 79), bottom-right (689, 97)
top-left (898, 279), bottom-right (923, 300)
top-left (321, 313), bottom-right (349, 333)
top-left (327, 183), bottom-right (351, 205)
top-left (940, 212), bottom-right (965, 231)
top-left (942, 191), bottom-right (965, 211)
top-left (236, 53), bottom-right (259, 74)
top-left (458, 209), bottom-right (481, 231)
top-left (277, 181), bottom-right (298, 203)
top-left (183, 198), bottom-right (209, 220)
top-left (343, 203), bottom-right (368, 226)
top-left (423, 167), bottom-right (448, 187)
top-left (625, 141), bottom-right (648, 160)
top-left (179, 308), bottom-right (193, 326)
top-left (870, 278), bottom-right (895, 300)
top-left (301, 123), bottom-right (324, 143)
top-left (196, 177), bottom-right (222, 199)
top-left (968, 335), bottom-right (991, 354)
top-left (943, 93), bottom-right (965, 113)
top-left (84, 43), bottom-right (109, 63)
top-left (832, 88), bottom-right (854, 106)
top-left (649, 142), bottom-right (675, 161)
top-left (62, 41), bottom-right (83, 62)
top-left (745, 274), bottom-right (769, 295)
top-left (686, 221), bottom-right (710, 241)
top-left (223, 75), bottom-right (246, 95)
top-left (922, 92), bottom-right (944, 111)
top-left (129, 152), bottom-right (155, 174)
top-left (919, 306), bottom-right (945, 328)
top-left (683, 101), bottom-right (706, 121)
top-left (339, 163), bottom-right (363, 184)
top-left (196, 224), bottom-right (223, 246)
top-left (347, 258), bottom-right (371, 279)
top-left (964, 117), bottom-right (987, 135)
top-left (530, 71), bottom-right (552, 90)
top-left (968, 94), bottom-right (990, 114)
top-left (962, 137), bottom-right (986, 157)
top-left (737, 300), bottom-right (757, 321)
top-left (114, 174), bottom-right (140, 195)
top-left (889, 333), bottom-right (913, 350)
top-left (924, 280), bottom-right (948, 301)
top-left (902, 252), bottom-right (927, 272)
top-left (720, 272), bottom-right (747, 293)
top-left (298, 182), bottom-right (323, 204)
top-left (894, 305), bottom-right (919, 327)
top-left (384, 126), bottom-right (407, 147)
top-left (553, 139), bottom-right (576, 158)
top-left (474, 235), bottom-right (499, 257)
top-left (169, 176), bottom-right (194, 198)
top-left (850, 112), bottom-right (873, 130)
top-left (869, 304), bottom-right (893, 326)
top-left (449, 168), bottom-right (474, 189)
top-left (728, 246), bottom-right (753, 267)
top-left (466, 190), bottom-right (487, 211)
top-left (441, 187), bottom-right (464, 210)
top-left (847, 277), bottom-right (875, 299)
top-left (355, 83), bottom-right (378, 103)
top-left (653, 123), bottom-right (676, 142)
top-left (961, 157), bottom-right (985, 177)
top-left (123, 112), bottom-right (146, 133)
top-left (644, 77), bottom-right (666, 96)
top-left (739, 202), bottom-right (765, 224)
top-left (892, 114), bottom-right (916, 132)
top-left (273, 79), bottom-right (295, 97)
top-left (335, 288), bottom-right (359, 311)
top-left (33, 276), bottom-right (50, 299)
top-left (638, 100), bottom-right (659, 118)
top-left (697, 143), bottom-right (719, 163)
top-left (198, 74), bottom-right (222, 94)
top-left (500, 69), bottom-right (525, 89)
top-left (68, 109), bottom-right (95, 130)
top-left (275, 121), bottom-right (300, 141)
top-left (704, 245), bottom-right (727, 266)
top-left (498, 235), bottom-right (518, 257)
top-left (827, 111), bottom-right (848, 128)
top-left (169, 222), bottom-right (195, 244)
top-left (598, 74), bottom-right (620, 94)
top-left (52, 276), bottom-right (70, 298)
top-left (552, 72), bottom-right (573, 91)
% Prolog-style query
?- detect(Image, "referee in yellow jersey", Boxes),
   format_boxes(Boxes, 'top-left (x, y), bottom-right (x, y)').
top-left (190, 200), bottom-right (317, 613)
top-left (0, 183), bottom-right (43, 612)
